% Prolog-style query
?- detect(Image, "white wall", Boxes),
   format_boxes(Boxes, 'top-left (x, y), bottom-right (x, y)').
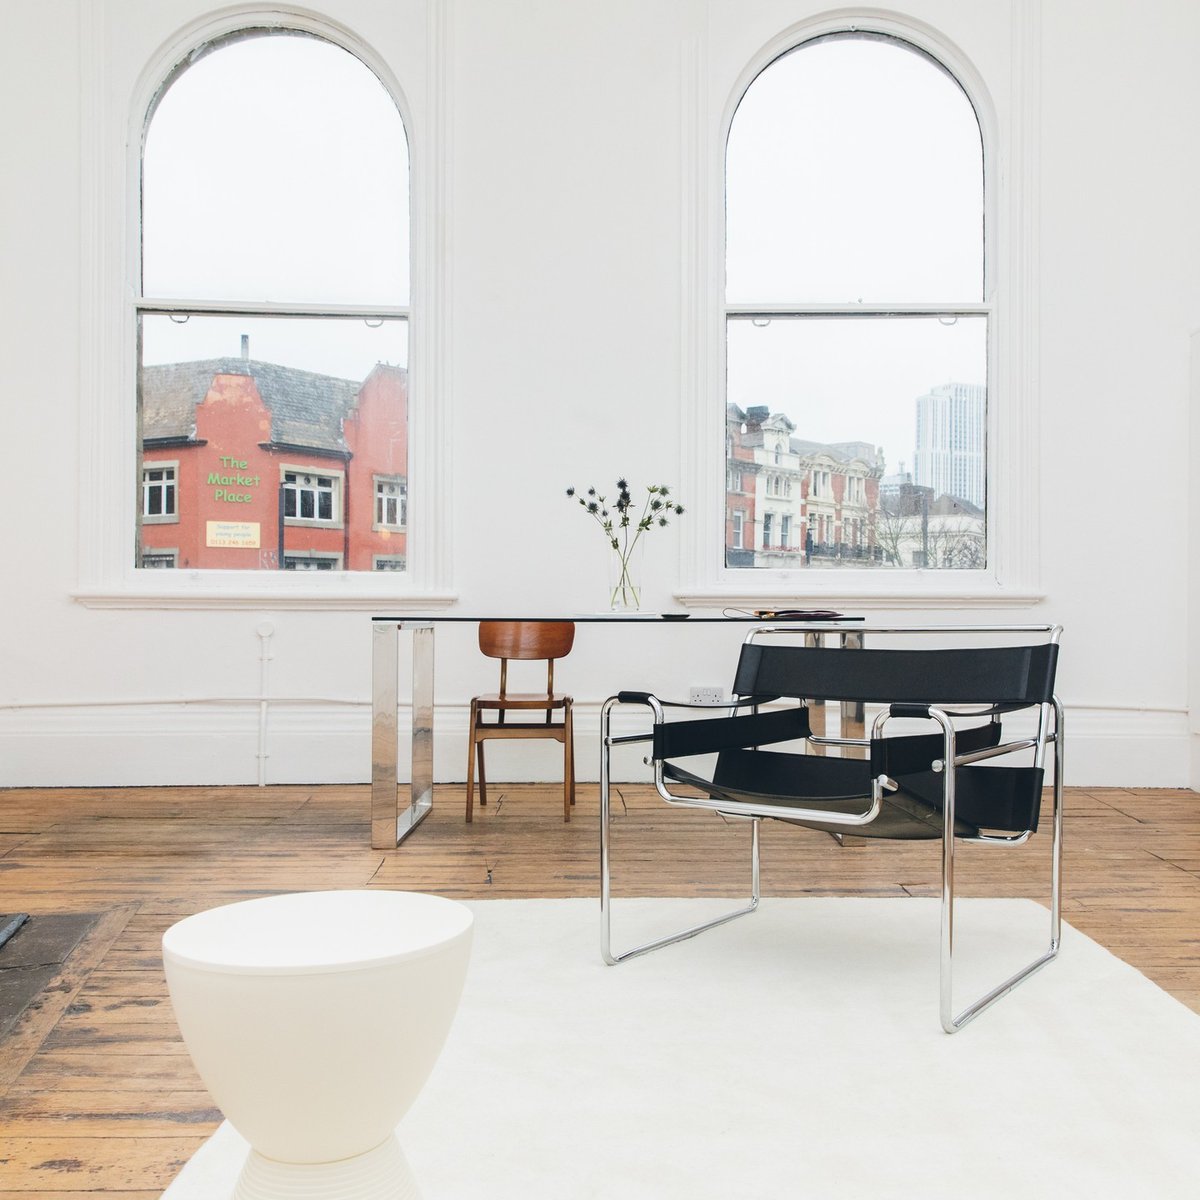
top-left (1, 0), bottom-right (1198, 789)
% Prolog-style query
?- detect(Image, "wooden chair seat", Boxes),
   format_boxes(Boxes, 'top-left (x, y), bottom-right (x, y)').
top-left (466, 621), bottom-right (576, 823)
top-left (473, 692), bottom-right (571, 712)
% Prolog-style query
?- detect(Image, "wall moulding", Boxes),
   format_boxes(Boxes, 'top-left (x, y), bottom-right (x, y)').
top-left (0, 701), bottom-right (1186, 790)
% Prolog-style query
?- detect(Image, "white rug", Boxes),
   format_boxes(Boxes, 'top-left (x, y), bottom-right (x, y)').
top-left (162, 898), bottom-right (1200, 1199)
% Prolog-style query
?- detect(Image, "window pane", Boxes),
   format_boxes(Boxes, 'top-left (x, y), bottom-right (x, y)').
top-left (726, 316), bottom-right (986, 570)
top-left (138, 315), bottom-right (409, 572)
top-left (726, 36), bottom-right (983, 304)
top-left (142, 313), bottom-right (407, 379)
top-left (143, 32), bottom-right (409, 305)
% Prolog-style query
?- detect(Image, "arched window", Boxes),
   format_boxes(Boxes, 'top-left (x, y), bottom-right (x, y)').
top-left (725, 33), bottom-right (986, 571)
top-left (137, 30), bottom-right (410, 573)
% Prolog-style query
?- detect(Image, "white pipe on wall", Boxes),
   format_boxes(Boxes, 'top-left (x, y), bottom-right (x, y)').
top-left (256, 621), bottom-right (274, 786)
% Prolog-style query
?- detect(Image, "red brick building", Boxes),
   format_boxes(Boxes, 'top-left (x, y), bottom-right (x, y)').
top-left (138, 354), bottom-right (408, 572)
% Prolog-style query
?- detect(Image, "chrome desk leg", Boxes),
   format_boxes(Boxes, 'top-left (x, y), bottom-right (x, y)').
top-left (404, 625), bottom-right (436, 840)
top-left (803, 631), bottom-right (827, 753)
top-left (371, 621), bottom-right (435, 849)
top-left (833, 628), bottom-right (867, 847)
top-left (839, 628), bottom-right (866, 756)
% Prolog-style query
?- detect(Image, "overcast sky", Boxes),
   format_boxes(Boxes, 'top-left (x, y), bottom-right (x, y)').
top-left (142, 31), bottom-right (985, 474)
top-left (141, 33), bottom-right (408, 380)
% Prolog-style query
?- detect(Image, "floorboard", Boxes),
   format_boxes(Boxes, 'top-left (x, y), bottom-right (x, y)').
top-left (0, 781), bottom-right (1196, 1194)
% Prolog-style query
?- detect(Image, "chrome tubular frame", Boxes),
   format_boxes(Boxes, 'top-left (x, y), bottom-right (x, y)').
top-left (600, 622), bottom-right (1064, 1033)
top-left (935, 696), bottom-right (1065, 1033)
top-left (600, 695), bottom-right (760, 965)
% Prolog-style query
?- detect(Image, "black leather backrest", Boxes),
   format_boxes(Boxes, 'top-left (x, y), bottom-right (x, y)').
top-left (732, 642), bottom-right (1058, 707)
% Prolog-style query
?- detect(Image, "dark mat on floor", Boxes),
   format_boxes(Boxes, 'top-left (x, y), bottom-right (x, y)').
top-left (0, 912), bottom-right (100, 1040)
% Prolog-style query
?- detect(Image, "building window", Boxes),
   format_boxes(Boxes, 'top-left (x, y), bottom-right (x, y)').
top-left (373, 555), bottom-right (407, 571)
top-left (732, 510), bottom-right (744, 549)
top-left (725, 33), bottom-right (986, 571)
top-left (137, 29), bottom-right (409, 573)
top-left (762, 513), bottom-right (774, 548)
top-left (374, 477), bottom-right (407, 529)
top-left (141, 463), bottom-right (177, 523)
top-left (283, 471), bottom-right (339, 524)
top-left (140, 550), bottom-right (177, 569)
top-left (781, 515), bottom-right (791, 548)
top-left (284, 552), bottom-right (342, 571)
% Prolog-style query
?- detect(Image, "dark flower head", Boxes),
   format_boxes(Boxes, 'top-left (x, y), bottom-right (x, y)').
top-left (617, 477), bottom-right (628, 489)
top-left (658, 516), bottom-right (668, 526)
top-left (650, 498), bottom-right (663, 511)
top-left (660, 485), bottom-right (670, 496)
top-left (587, 487), bottom-right (596, 497)
top-left (674, 505), bottom-right (685, 515)
top-left (587, 500), bottom-right (600, 514)
top-left (565, 486), bottom-right (575, 496)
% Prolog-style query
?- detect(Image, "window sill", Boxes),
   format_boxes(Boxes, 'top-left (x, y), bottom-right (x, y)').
top-left (73, 575), bottom-right (458, 611)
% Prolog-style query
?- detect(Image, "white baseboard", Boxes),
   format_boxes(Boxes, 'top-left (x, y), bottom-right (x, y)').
top-left (0, 701), bottom-right (1193, 790)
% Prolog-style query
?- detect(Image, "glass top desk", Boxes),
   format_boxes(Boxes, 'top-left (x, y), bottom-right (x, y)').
top-left (369, 614), bottom-right (866, 848)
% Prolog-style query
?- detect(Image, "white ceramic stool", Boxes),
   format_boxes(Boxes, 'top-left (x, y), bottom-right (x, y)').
top-left (162, 889), bottom-right (473, 1200)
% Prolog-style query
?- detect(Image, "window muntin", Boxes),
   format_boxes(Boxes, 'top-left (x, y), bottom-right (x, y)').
top-left (137, 30), bottom-right (410, 575)
top-left (724, 33), bottom-right (986, 573)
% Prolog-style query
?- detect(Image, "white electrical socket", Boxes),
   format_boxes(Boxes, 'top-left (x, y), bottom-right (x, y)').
top-left (689, 686), bottom-right (725, 706)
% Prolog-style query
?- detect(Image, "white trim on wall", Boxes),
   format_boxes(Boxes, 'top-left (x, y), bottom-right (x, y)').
top-left (0, 700), bottom-right (1187, 790)
top-left (74, 0), bottom-right (456, 611)
top-left (675, 4), bottom-right (1044, 610)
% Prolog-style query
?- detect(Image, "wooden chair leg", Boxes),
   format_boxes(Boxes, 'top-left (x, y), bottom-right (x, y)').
top-left (465, 701), bottom-right (477, 823)
top-left (477, 739), bottom-right (487, 807)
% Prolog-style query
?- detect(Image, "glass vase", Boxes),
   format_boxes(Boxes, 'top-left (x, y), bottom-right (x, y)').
top-left (607, 540), bottom-right (644, 612)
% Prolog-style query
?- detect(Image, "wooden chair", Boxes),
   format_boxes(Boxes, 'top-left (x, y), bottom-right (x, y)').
top-left (465, 621), bottom-right (576, 823)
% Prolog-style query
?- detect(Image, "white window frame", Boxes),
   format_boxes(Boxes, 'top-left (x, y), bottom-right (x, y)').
top-left (141, 460), bottom-right (178, 524)
top-left (676, 8), bottom-right (1042, 609)
top-left (75, 2), bottom-right (454, 610)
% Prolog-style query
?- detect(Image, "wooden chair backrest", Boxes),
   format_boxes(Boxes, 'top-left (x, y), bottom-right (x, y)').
top-left (478, 621), bottom-right (575, 662)
top-left (478, 621), bottom-right (575, 700)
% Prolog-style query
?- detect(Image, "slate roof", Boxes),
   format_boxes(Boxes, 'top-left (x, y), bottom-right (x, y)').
top-left (140, 358), bottom-right (363, 452)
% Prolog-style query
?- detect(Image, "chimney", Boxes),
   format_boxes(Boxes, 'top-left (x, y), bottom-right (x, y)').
top-left (240, 334), bottom-right (250, 360)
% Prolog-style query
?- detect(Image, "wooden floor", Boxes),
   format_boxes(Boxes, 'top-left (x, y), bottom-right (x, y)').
top-left (0, 781), bottom-right (1197, 1196)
